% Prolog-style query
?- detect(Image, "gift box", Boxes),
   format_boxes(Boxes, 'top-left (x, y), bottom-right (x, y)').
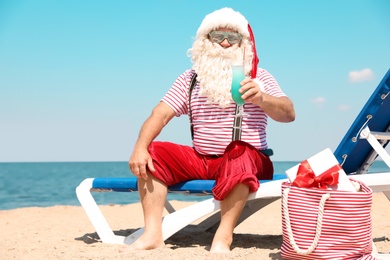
top-left (285, 148), bottom-right (356, 192)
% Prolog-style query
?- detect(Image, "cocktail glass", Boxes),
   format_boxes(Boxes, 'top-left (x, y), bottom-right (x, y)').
top-left (231, 64), bottom-right (246, 116)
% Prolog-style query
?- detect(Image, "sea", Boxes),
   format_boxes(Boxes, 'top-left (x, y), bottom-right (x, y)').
top-left (0, 161), bottom-right (389, 210)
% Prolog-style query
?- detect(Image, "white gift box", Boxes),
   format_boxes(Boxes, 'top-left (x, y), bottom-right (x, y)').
top-left (285, 148), bottom-right (356, 192)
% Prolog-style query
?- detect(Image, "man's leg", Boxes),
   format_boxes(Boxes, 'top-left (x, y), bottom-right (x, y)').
top-left (209, 183), bottom-right (250, 254)
top-left (208, 141), bottom-right (272, 255)
top-left (128, 142), bottom-right (209, 250)
top-left (128, 174), bottom-right (168, 250)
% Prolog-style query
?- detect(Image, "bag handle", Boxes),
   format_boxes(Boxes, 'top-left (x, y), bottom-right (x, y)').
top-left (282, 187), bottom-right (331, 255)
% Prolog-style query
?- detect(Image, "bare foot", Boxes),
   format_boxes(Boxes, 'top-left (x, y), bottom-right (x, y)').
top-left (209, 231), bottom-right (232, 255)
top-left (206, 233), bottom-right (232, 259)
top-left (119, 233), bottom-right (165, 252)
top-left (209, 241), bottom-right (231, 254)
top-left (206, 240), bottom-right (231, 259)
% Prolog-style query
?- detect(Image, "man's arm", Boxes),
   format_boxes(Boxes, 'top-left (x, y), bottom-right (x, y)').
top-left (254, 94), bottom-right (295, 123)
top-left (129, 101), bottom-right (176, 180)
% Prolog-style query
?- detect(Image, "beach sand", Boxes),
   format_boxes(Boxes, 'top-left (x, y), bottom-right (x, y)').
top-left (1, 192), bottom-right (390, 260)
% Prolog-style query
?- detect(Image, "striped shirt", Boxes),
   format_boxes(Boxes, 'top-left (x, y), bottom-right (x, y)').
top-left (162, 68), bottom-right (286, 155)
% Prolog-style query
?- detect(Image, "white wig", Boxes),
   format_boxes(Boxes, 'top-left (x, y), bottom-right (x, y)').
top-left (187, 7), bottom-right (259, 107)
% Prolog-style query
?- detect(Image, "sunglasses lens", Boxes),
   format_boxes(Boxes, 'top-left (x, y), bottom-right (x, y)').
top-left (209, 31), bottom-right (242, 45)
top-left (227, 34), bottom-right (241, 44)
top-left (210, 32), bottom-right (225, 43)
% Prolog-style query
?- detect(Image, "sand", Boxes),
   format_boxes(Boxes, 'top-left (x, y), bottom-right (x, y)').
top-left (1, 193), bottom-right (390, 260)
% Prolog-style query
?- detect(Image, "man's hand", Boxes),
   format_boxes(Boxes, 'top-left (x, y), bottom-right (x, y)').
top-left (129, 148), bottom-right (156, 181)
top-left (240, 78), bottom-right (263, 104)
top-left (239, 78), bottom-right (295, 123)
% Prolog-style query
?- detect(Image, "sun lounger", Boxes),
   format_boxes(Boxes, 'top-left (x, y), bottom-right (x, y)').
top-left (76, 173), bottom-right (287, 244)
top-left (333, 68), bottom-right (390, 259)
top-left (334, 68), bottom-right (390, 200)
top-left (76, 68), bottom-right (390, 254)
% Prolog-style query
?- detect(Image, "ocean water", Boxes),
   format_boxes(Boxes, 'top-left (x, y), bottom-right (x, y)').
top-left (0, 161), bottom-right (389, 210)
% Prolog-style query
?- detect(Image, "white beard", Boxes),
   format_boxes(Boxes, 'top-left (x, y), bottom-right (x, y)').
top-left (188, 37), bottom-right (253, 108)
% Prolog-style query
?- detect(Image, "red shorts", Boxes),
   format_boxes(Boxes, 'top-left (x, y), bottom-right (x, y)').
top-left (147, 141), bottom-right (274, 200)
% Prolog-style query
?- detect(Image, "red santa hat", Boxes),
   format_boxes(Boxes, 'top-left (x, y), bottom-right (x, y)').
top-left (196, 7), bottom-right (259, 79)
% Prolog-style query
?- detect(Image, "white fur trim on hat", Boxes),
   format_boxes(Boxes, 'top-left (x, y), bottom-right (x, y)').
top-left (196, 7), bottom-right (249, 39)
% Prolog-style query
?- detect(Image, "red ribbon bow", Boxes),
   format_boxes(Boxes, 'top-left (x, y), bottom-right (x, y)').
top-left (291, 160), bottom-right (340, 189)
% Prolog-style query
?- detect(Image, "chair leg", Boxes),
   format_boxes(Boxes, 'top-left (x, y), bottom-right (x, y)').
top-left (76, 179), bottom-right (126, 244)
top-left (189, 197), bottom-right (279, 233)
top-left (360, 126), bottom-right (390, 168)
top-left (164, 200), bottom-right (176, 213)
top-left (191, 211), bottom-right (221, 232)
top-left (384, 191), bottom-right (390, 202)
top-left (236, 197), bottom-right (279, 226)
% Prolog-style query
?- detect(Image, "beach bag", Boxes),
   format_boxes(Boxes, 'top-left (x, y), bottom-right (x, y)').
top-left (281, 179), bottom-right (376, 260)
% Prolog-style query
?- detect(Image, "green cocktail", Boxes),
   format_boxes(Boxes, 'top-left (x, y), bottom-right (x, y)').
top-left (231, 65), bottom-right (245, 105)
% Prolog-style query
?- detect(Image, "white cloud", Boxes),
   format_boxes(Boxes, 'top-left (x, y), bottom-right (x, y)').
top-left (349, 68), bottom-right (374, 83)
top-left (310, 97), bottom-right (326, 109)
top-left (312, 97), bottom-right (326, 104)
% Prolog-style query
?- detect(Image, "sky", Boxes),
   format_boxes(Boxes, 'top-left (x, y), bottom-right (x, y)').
top-left (0, 0), bottom-right (389, 163)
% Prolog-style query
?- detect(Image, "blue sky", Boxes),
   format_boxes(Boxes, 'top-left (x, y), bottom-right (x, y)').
top-left (0, 0), bottom-right (389, 162)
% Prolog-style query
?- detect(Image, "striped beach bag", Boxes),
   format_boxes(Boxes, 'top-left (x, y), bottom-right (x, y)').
top-left (281, 179), bottom-right (376, 260)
